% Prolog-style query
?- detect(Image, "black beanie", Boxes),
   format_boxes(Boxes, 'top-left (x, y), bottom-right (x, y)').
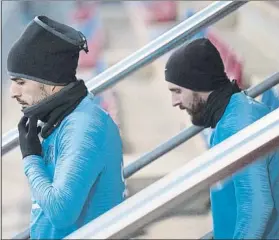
top-left (7, 16), bottom-right (89, 86)
top-left (165, 38), bottom-right (229, 92)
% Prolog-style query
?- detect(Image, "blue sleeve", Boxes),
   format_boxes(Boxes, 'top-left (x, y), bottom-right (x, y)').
top-left (233, 157), bottom-right (274, 239)
top-left (213, 110), bottom-right (274, 239)
top-left (23, 110), bottom-right (108, 228)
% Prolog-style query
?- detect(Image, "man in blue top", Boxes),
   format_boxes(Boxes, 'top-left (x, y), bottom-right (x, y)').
top-left (7, 16), bottom-right (126, 239)
top-left (164, 38), bottom-right (279, 239)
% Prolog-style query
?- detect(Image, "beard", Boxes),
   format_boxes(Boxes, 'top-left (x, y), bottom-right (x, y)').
top-left (16, 99), bottom-right (29, 110)
top-left (31, 88), bottom-right (50, 106)
top-left (185, 94), bottom-right (208, 127)
top-left (18, 85), bottom-right (50, 111)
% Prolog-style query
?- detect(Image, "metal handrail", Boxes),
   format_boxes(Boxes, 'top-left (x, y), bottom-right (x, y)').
top-left (65, 108), bottom-right (279, 239)
top-left (11, 229), bottom-right (30, 240)
top-left (200, 231), bottom-right (213, 239)
top-left (2, 1), bottom-right (247, 156)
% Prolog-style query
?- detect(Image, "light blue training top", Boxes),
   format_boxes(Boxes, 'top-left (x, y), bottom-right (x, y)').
top-left (210, 92), bottom-right (279, 239)
top-left (23, 93), bottom-right (126, 239)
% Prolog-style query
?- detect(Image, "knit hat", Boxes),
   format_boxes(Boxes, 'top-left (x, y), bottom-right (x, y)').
top-left (7, 15), bottom-right (89, 86)
top-left (165, 38), bottom-right (229, 92)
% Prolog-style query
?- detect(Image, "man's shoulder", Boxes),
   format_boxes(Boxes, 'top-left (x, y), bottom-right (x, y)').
top-left (222, 92), bottom-right (270, 124)
top-left (68, 94), bottom-right (110, 121)
top-left (229, 92), bottom-right (266, 108)
top-left (212, 92), bottom-right (270, 145)
top-left (58, 95), bottom-right (111, 132)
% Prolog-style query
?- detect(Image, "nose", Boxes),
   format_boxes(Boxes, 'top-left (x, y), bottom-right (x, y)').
top-left (171, 95), bottom-right (181, 107)
top-left (10, 82), bottom-right (21, 99)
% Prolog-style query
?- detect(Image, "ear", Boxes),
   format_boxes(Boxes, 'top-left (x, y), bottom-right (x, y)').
top-left (200, 91), bottom-right (213, 102)
top-left (51, 85), bottom-right (64, 94)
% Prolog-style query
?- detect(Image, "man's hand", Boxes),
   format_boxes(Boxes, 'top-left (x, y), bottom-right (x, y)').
top-left (18, 116), bottom-right (42, 158)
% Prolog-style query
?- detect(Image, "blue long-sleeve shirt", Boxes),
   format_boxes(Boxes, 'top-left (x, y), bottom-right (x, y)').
top-left (23, 93), bottom-right (126, 239)
top-left (210, 92), bottom-right (279, 239)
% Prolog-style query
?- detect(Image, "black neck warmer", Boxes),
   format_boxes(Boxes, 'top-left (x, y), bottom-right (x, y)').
top-left (203, 80), bottom-right (241, 128)
top-left (22, 80), bottom-right (88, 138)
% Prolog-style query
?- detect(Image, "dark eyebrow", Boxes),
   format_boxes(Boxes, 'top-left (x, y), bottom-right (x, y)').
top-left (169, 87), bottom-right (181, 92)
top-left (11, 77), bottom-right (24, 82)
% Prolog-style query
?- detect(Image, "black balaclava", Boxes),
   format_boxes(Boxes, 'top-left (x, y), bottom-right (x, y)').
top-left (7, 15), bottom-right (88, 86)
top-left (165, 38), bottom-right (241, 128)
